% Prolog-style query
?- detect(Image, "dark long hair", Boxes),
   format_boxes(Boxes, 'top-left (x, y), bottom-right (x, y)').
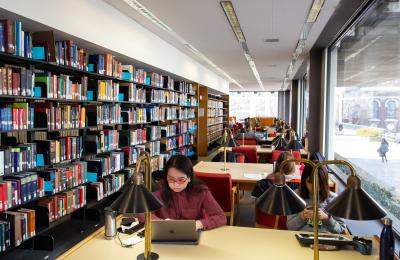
top-left (299, 164), bottom-right (330, 202)
top-left (162, 155), bottom-right (206, 207)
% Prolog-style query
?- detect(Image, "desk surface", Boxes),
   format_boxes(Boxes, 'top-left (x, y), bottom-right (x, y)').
top-left (218, 145), bottom-right (308, 155)
top-left (193, 161), bottom-right (302, 184)
top-left (59, 225), bottom-right (378, 260)
top-left (193, 161), bottom-right (272, 183)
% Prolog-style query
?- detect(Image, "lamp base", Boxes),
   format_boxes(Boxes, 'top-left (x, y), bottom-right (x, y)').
top-left (220, 168), bottom-right (229, 171)
top-left (137, 252), bottom-right (159, 260)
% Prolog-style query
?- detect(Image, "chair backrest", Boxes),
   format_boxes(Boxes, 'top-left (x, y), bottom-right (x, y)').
top-left (270, 150), bottom-right (301, 163)
top-left (255, 210), bottom-right (288, 230)
top-left (236, 138), bottom-right (257, 146)
top-left (194, 172), bottom-right (232, 213)
top-left (232, 146), bottom-right (257, 163)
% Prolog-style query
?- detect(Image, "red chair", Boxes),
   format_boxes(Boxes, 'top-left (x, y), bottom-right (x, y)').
top-left (255, 210), bottom-right (287, 230)
top-left (269, 132), bottom-right (277, 137)
top-left (194, 172), bottom-right (238, 225)
top-left (232, 146), bottom-right (258, 163)
top-left (236, 138), bottom-right (257, 146)
top-left (270, 150), bottom-right (301, 163)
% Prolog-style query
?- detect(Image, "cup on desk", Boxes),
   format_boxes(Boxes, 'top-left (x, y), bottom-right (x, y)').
top-left (104, 206), bottom-right (117, 240)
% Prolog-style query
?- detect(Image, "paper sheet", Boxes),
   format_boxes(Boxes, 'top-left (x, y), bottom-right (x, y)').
top-left (244, 172), bottom-right (265, 180)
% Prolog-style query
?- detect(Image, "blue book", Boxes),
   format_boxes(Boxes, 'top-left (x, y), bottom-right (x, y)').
top-left (15, 20), bottom-right (21, 56)
top-left (24, 32), bottom-right (29, 58)
top-left (0, 22), bottom-right (5, 52)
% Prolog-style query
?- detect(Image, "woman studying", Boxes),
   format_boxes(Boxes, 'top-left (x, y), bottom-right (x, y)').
top-left (287, 164), bottom-right (346, 233)
top-left (142, 154), bottom-right (226, 230)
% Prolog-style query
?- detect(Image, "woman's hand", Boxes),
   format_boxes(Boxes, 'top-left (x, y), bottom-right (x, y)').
top-left (318, 209), bottom-right (330, 221)
top-left (300, 207), bottom-right (313, 220)
top-left (195, 220), bottom-right (204, 230)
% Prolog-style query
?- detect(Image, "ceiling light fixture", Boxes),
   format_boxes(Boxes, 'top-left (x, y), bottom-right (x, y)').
top-left (307, 0), bottom-right (325, 22)
top-left (283, 0), bottom-right (325, 83)
top-left (220, 0), bottom-right (264, 90)
top-left (264, 38), bottom-right (280, 43)
top-left (123, 0), bottom-right (244, 89)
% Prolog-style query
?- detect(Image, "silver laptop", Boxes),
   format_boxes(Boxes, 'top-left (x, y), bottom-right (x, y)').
top-left (151, 220), bottom-right (200, 245)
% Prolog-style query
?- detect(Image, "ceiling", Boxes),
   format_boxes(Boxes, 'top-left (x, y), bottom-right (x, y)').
top-left (105, 0), bottom-right (340, 91)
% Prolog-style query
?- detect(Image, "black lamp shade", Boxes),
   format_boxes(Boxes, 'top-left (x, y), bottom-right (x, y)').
top-left (325, 188), bottom-right (386, 220)
top-left (272, 136), bottom-right (288, 150)
top-left (227, 137), bottom-right (239, 147)
top-left (285, 140), bottom-right (303, 150)
top-left (110, 183), bottom-right (163, 214)
top-left (256, 185), bottom-right (306, 216)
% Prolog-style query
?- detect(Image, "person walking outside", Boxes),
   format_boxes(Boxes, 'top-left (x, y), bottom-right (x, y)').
top-left (377, 138), bottom-right (389, 163)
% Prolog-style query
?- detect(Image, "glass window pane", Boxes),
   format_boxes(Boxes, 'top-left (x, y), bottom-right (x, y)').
top-left (330, 0), bottom-right (400, 231)
top-left (229, 92), bottom-right (278, 121)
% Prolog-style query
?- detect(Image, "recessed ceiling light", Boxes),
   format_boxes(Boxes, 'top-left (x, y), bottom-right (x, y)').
top-left (264, 38), bottom-right (280, 43)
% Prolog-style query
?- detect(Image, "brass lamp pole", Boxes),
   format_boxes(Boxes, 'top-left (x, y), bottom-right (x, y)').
top-left (221, 127), bottom-right (235, 171)
top-left (110, 151), bottom-right (163, 260)
top-left (280, 158), bottom-right (386, 260)
top-left (135, 153), bottom-right (154, 260)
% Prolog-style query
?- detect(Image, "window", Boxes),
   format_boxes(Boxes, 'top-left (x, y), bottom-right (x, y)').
top-left (328, 0), bottom-right (400, 232)
top-left (229, 92), bottom-right (278, 121)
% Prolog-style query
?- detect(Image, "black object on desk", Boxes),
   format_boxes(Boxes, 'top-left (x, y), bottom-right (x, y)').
top-left (295, 234), bottom-right (372, 255)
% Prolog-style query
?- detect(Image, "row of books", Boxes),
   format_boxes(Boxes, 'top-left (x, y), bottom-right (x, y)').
top-left (35, 72), bottom-right (88, 100)
top-left (0, 173), bottom-right (42, 211)
top-left (86, 151), bottom-right (125, 180)
top-left (208, 99), bottom-right (224, 109)
top-left (0, 208), bottom-right (35, 249)
top-left (88, 173), bottom-right (124, 201)
top-left (87, 104), bottom-right (120, 126)
top-left (0, 67), bottom-right (34, 97)
top-left (208, 116), bottom-right (224, 126)
top-left (119, 82), bottom-right (146, 103)
top-left (161, 133), bottom-right (194, 152)
top-left (0, 20), bottom-right (196, 97)
top-left (36, 137), bottom-right (83, 165)
top-left (161, 107), bottom-right (196, 120)
top-left (0, 103), bottom-right (34, 131)
top-left (86, 130), bottom-right (119, 154)
top-left (37, 185), bottom-right (87, 223)
top-left (37, 161), bottom-right (87, 195)
top-left (35, 103), bottom-right (86, 130)
top-left (88, 79), bottom-right (119, 101)
top-left (0, 143), bottom-right (37, 175)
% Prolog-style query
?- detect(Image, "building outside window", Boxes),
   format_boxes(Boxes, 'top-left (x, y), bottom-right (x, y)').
top-left (328, 0), bottom-right (400, 232)
top-left (229, 92), bottom-right (278, 121)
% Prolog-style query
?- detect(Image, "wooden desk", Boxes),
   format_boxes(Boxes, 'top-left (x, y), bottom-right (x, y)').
top-left (193, 161), bottom-right (301, 190)
top-left (218, 145), bottom-right (308, 161)
top-left (58, 225), bottom-right (378, 260)
top-left (193, 161), bottom-right (336, 192)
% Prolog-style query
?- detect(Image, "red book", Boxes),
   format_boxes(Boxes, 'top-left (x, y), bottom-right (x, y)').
top-left (0, 184), bottom-right (3, 212)
top-left (1, 68), bottom-right (6, 95)
top-left (11, 70), bottom-right (20, 96)
top-left (12, 108), bottom-right (17, 130)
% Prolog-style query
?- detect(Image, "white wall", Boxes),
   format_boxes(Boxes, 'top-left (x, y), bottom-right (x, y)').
top-left (0, 0), bottom-right (229, 93)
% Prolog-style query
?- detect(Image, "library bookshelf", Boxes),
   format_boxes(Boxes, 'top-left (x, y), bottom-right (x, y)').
top-left (0, 13), bottom-right (199, 259)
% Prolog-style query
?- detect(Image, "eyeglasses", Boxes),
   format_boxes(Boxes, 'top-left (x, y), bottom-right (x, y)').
top-left (166, 175), bottom-right (188, 184)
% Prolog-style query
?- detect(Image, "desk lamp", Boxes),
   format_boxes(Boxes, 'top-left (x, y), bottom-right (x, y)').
top-left (256, 159), bottom-right (308, 226)
top-left (277, 159), bottom-right (386, 260)
top-left (285, 129), bottom-right (303, 150)
top-left (220, 127), bottom-right (239, 171)
top-left (271, 133), bottom-right (288, 150)
top-left (111, 151), bottom-right (163, 260)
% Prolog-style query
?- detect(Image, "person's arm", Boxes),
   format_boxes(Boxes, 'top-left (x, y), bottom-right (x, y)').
top-left (198, 190), bottom-right (227, 230)
top-left (319, 209), bottom-right (346, 234)
top-left (287, 208), bottom-right (311, 231)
